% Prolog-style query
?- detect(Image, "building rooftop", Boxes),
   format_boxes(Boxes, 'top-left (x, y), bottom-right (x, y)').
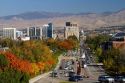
top-left (113, 32), bottom-right (125, 38)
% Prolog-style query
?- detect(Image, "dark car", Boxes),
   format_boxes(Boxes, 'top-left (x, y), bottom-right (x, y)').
top-left (68, 71), bottom-right (76, 77)
top-left (98, 75), bottom-right (114, 83)
top-left (69, 75), bottom-right (83, 82)
top-left (50, 71), bottom-right (58, 77)
top-left (114, 75), bottom-right (125, 83)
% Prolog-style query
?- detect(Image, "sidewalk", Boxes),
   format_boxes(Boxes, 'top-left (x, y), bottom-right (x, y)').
top-left (29, 55), bottom-right (62, 83)
top-left (29, 71), bottom-right (52, 83)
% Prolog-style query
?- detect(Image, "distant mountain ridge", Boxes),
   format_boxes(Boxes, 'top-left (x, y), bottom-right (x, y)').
top-left (0, 11), bottom-right (114, 20)
top-left (0, 11), bottom-right (75, 20)
top-left (0, 9), bottom-right (125, 30)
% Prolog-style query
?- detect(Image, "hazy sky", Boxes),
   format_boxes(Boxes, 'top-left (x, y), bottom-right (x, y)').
top-left (0, 0), bottom-right (125, 16)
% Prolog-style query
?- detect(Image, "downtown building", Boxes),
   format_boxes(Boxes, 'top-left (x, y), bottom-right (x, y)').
top-left (42, 23), bottom-right (54, 39)
top-left (47, 23), bottom-right (53, 38)
top-left (42, 24), bottom-right (48, 39)
top-left (2, 28), bottom-right (17, 40)
top-left (26, 23), bottom-right (54, 40)
top-left (101, 32), bottom-right (125, 51)
top-left (26, 26), bottom-right (42, 40)
top-left (1, 28), bottom-right (24, 40)
top-left (64, 22), bottom-right (79, 39)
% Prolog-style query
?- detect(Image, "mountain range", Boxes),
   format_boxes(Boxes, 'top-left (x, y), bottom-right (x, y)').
top-left (0, 11), bottom-right (74, 20)
top-left (0, 9), bottom-right (125, 30)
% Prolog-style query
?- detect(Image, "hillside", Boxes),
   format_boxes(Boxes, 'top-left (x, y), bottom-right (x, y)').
top-left (0, 9), bottom-right (125, 30)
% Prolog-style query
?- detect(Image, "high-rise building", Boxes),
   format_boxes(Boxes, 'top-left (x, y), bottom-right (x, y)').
top-left (26, 23), bottom-right (53, 40)
top-left (42, 24), bottom-right (48, 39)
top-left (2, 28), bottom-right (16, 40)
top-left (64, 22), bottom-right (79, 39)
top-left (47, 23), bottom-right (53, 38)
top-left (27, 27), bottom-right (42, 39)
top-left (42, 23), bottom-right (54, 39)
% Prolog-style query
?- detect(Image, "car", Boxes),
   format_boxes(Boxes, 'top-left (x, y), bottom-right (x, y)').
top-left (69, 68), bottom-right (74, 72)
top-left (98, 75), bottom-right (114, 83)
top-left (68, 71), bottom-right (76, 77)
top-left (65, 72), bottom-right (69, 77)
top-left (69, 75), bottom-right (83, 82)
top-left (68, 66), bottom-right (74, 70)
top-left (114, 75), bottom-right (125, 83)
top-left (64, 67), bottom-right (69, 70)
top-left (90, 55), bottom-right (92, 58)
top-left (66, 61), bottom-right (72, 65)
top-left (50, 71), bottom-right (58, 77)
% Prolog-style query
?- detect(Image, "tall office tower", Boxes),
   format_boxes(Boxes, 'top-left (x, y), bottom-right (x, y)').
top-left (42, 24), bottom-right (48, 39)
top-left (27, 27), bottom-right (42, 39)
top-left (47, 23), bottom-right (53, 38)
top-left (2, 28), bottom-right (16, 40)
top-left (64, 22), bottom-right (79, 39)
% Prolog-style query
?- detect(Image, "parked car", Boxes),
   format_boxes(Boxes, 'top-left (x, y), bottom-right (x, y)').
top-left (50, 71), bottom-right (58, 77)
top-left (98, 75), bottom-right (114, 83)
top-left (65, 72), bottom-right (69, 77)
top-left (69, 75), bottom-right (83, 82)
top-left (67, 61), bottom-right (72, 65)
top-left (68, 71), bottom-right (76, 77)
top-left (64, 67), bottom-right (69, 70)
top-left (68, 66), bottom-right (74, 71)
top-left (114, 75), bottom-right (125, 83)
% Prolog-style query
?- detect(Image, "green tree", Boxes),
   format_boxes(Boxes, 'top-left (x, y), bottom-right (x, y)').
top-left (0, 38), bottom-right (15, 47)
top-left (67, 35), bottom-right (79, 50)
top-left (0, 54), bottom-right (9, 70)
top-left (103, 48), bottom-right (120, 75)
top-left (0, 68), bottom-right (30, 83)
top-left (85, 35), bottom-right (111, 50)
top-left (95, 48), bottom-right (103, 62)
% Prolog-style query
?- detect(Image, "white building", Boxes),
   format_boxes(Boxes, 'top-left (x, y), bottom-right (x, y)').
top-left (64, 22), bottom-right (79, 39)
top-left (2, 28), bottom-right (16, 40)
top-left (27, 26), bottom-right (42, 39)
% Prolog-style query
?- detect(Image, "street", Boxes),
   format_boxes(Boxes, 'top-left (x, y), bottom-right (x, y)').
top-left (35, 53), bottom-right (105, 83)
top-left (35, 34), bottom-right (106, 83)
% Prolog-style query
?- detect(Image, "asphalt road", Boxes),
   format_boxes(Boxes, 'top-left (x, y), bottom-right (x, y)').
top-left (35, 39), bottom-right (106, 83)
top-left (35, 55), bottom-right (105, 83)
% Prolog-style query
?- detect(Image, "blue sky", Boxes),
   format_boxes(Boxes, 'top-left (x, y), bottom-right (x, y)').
top-left (0, 0), bottom-right (125, 16)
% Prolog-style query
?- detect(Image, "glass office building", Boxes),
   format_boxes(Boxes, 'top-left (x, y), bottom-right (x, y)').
top-left (47, 23), bottom-right (53, 38)
top-left (27, 27), bottom-right (42, 40)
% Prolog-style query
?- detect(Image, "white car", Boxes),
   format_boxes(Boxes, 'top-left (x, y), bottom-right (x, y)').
top-left (64, 67), bottom-right (69, 70)
top-left (98, 75), bottom-right (114, 83)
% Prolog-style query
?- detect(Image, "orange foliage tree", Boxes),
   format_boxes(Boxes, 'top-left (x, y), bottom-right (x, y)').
top-left (58, 40), bottom-right (73, 51)
top-left (1, 40), bottom-right (58, 76)
top-left (5, 52), bottom-right (33, 74)
top-left (3, 52), bottom-right (56, 75)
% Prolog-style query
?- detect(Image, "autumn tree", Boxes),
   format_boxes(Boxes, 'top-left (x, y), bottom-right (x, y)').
top-left (58, 40), bottom-right (73, 51)
top-left (46, 38), bottom-right (58, 52)
top-left (68, 35), bottom-right (79, 50)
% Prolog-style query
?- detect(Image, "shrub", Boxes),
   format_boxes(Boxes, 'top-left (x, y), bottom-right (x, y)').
top-left (0, 68), bottom-right (30, 83)
top-left (0, 54), bottom-right (9, 69)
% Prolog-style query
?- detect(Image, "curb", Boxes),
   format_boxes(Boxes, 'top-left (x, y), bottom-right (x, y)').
top-left (29, 71), bottom-right (51, 83)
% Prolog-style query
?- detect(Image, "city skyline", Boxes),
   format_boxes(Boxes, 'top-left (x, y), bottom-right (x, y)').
top-left (0, 0), bottom-right (125, 16)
